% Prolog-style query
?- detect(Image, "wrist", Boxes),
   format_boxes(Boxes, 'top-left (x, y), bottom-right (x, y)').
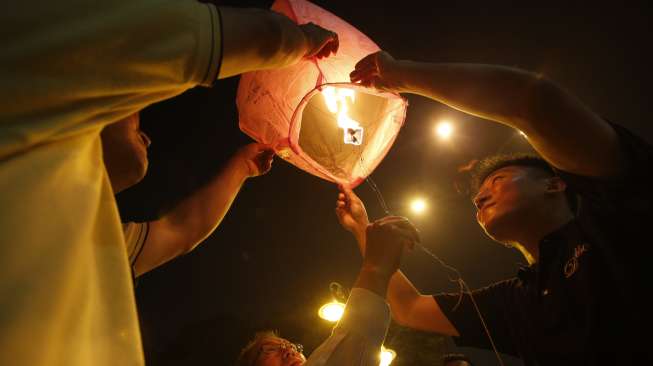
top-left (359, 264), bottom-right (393, 282)
top-left (387, 59), bottom-right (413, 93)
top-left (227, 154), bottom-right (252, 180)
top-left (353, 226), bottom-right (366, 244)
top-left (355, 266), bottom-right (393, 298)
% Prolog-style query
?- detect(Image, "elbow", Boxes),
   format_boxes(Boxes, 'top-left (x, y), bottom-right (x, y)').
top-left (530, 72), bottom-right (564, 104)
top-left (388, 302), bottom-right (416, 328)
top-left (181, 238), bottom-right (201, 254)
top-left (519, 71), bottom-right (567, 127)
top-left (182, 228), bottom-right (211, 254)
top-left (484, 68), bottom-right (565, 132)
top-left (391, 312), bottom-right (412, 328)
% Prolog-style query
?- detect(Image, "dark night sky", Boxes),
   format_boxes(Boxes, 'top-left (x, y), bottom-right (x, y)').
top-left (116, 2), bottom-right (652, 365)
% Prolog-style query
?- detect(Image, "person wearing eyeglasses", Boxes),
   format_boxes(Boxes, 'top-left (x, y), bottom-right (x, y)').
top-left (236, 216), bottom-right (420, 366)
top-left (237, 332), bottom-right (306, 366)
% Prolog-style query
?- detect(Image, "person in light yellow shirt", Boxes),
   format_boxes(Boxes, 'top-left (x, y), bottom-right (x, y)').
top-left (0, 2), bottom-right (338, 365)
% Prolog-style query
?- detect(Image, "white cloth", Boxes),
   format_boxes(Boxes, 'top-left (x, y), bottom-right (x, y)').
top-left (0, 1), bottom-right (221, 365)
top-left (122, 222), bottom-right (149, 266)
top-left (306, 288), bottom-right (391, 366)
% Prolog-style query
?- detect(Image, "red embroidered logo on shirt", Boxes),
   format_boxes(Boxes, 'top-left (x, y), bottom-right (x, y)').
top-left (564, 244), bottom-right (590, 278)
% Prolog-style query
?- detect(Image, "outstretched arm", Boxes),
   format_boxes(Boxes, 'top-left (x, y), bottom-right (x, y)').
top-left (351, 51), bottom-right (622, 178)
top-left (307, 216), bottom-right (419, 366)
top-left (218, 7), bottom-right (338, 79)
top-left (335, 186), bottom-right (459, 336)
top-left (133, 143), bottom-right (274, 276)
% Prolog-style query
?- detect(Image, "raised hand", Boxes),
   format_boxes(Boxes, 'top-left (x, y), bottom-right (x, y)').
top-left (234, 143), bottom-right (275, 178)
top-left (349, 51), bottom-right (403, 92)
top-left (300, 22), bottom-right (339, 59)
top-left (335, 185), bottom-right (369, 239)
top-left (363, 216), bottom-right (420, 277)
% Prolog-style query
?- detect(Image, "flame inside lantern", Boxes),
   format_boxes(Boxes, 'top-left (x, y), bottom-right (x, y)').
top-left (321, 86), bottom-right (364, 145)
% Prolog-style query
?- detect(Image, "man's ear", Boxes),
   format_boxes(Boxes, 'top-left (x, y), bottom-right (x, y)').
top-left (545, 176), bottom-right (567, 193)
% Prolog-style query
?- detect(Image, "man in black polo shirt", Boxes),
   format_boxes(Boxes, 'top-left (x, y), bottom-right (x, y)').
top-left (334, 50), bottom-right (653, 365)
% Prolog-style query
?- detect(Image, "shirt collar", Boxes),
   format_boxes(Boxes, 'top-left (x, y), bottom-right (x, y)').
top-left (517, 264), bottom-right (536, 283)
top-left (517, 220), bottom-right (582, 286)
top-left (538, 219), bottom-right (582, 261)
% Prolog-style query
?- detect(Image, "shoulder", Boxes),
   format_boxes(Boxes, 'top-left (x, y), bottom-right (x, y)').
top-left (556, 121), bottom-right (653, 210)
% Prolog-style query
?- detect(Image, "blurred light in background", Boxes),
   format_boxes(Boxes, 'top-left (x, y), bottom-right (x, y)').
top-left (318, 301), bottom-right (345, 322)
top-left (379, 346), bottom-right (397, 366)
top-left (435, 120), bottom-right (454, 140)
top-left (410, 198), bottom-right (427, 214)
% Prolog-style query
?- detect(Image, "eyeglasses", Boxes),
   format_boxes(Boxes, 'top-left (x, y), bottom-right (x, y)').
top-left (253, 340), bottom-right (304, 365)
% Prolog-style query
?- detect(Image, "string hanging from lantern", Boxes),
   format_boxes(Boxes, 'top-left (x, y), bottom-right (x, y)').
top-left (359, 157), bottom-right (505, 366)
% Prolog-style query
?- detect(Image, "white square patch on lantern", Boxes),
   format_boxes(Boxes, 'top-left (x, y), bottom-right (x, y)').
top-left (344, 127), bottom-right (363, 145)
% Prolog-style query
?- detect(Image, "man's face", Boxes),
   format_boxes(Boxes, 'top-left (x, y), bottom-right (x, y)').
top-left (253, 337), bottom-right (306, 366)
top-left (101, 113), bottom-right (151, 193)
top-left (473, 166), bottom-right (548, 242)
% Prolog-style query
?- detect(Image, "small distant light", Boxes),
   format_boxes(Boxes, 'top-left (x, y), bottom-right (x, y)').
top-left (318, 301), bottom-right (345, 322)
top-left (379, 346), bottom-right (396, 366)
top-left (410, 198), bottom-right (427, 214)
top-left (435, 121), bottom-right (454, 139)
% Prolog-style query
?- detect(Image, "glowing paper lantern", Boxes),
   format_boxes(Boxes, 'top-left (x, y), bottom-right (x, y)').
top-left (237, 0), bottom-right (408, 187)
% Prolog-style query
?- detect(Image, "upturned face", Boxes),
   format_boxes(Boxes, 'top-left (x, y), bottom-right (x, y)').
top-left (473, 166), bottom-right (549, 243)
top-left (253, 337), bottom-right (306, 366)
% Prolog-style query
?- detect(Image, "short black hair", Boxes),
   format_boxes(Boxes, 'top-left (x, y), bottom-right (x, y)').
top-left (469, 153), bottom-right (578, 214)
top-left (442, 353), bottom-right (474, 366)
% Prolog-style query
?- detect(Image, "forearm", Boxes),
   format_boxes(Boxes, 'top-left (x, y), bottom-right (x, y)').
top-left (387, 271), bottom-right (424, 323)
top-left (307, 288), bottom-right (390, 366)
top-left (349, 270), bottom-right (430, 335)
top-left (218, 7), bottom-right (307, 78)
top-left (349, 220), bottom-right (458, 335)
top-left (353, 266), bottom-right (392, 298)
top-left (394, 61), bottom-right (620, 176)
top-left (161, 156), bottom-right (249, 249)
top-left (394, 62), bottom-right (543, 128)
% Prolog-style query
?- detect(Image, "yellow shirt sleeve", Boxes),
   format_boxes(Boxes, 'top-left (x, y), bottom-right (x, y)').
top-left (0, 0), bottom-right (222, 159)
